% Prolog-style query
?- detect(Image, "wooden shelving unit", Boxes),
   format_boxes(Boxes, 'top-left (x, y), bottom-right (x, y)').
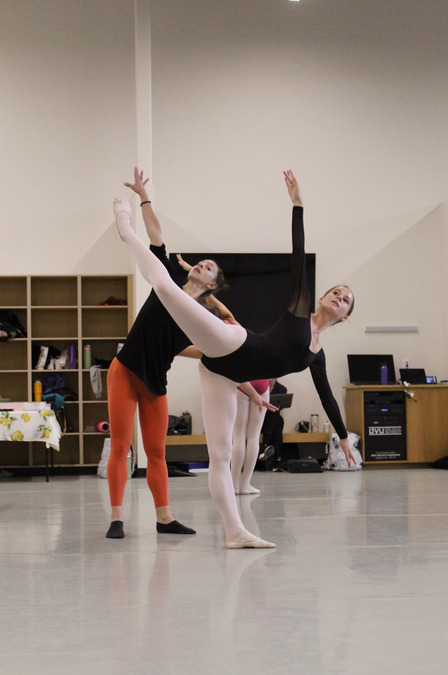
top-left (0, 275), bottom-right (133, 471)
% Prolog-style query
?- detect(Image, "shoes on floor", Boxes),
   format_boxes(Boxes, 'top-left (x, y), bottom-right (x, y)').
top-left (106, 521), bottom-right (125, 539)
top-left (258, 445), bottom-right (275, 461)
top-left (227, 537), bottom-right (276, 549)
top-left (156, 520), bottom-right (196, 535)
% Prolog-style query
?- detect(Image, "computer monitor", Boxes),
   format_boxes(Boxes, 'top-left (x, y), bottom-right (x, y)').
top-left (347, 354), bottom-right (397, 385)
top-left (399, 368), bottom-right (427, 384)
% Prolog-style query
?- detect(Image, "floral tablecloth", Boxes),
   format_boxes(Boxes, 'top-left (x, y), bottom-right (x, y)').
top-left (0, 410), bottom-right (61, 450)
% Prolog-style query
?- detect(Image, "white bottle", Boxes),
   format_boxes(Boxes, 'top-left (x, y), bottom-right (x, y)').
top-left (83, 344), bottom-right (92, 369)
top-left (323, 420), bottom-right (330, 434)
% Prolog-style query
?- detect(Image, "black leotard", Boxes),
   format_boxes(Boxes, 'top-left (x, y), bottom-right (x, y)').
top-left (202, 206), bottom-right (347, 439)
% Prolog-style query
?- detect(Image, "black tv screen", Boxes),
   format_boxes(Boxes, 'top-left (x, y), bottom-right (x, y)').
top-left (170, 252), bottom-right (315, 333)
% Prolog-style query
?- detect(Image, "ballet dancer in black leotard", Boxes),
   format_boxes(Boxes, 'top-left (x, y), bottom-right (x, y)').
top-left (113, 170), bottom-right (356, 548)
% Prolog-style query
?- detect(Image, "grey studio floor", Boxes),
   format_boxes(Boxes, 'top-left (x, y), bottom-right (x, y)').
top-left (1, 467), bottom-right (448, 675)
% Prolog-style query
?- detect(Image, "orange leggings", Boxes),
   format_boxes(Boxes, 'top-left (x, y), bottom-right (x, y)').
top-left (107, 358), bottom-right (169, 508)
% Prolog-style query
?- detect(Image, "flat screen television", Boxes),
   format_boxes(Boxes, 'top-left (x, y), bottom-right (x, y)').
top-left (170, 252), bottom-right (316, 333)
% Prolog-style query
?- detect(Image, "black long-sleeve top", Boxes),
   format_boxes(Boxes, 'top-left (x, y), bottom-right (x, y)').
top-left (202, 207), bottom-right (347, 439)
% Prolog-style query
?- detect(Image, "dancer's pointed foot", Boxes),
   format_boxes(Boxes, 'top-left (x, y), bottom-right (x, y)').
top-left (156, 520), bottom-right (196, 535)
top-left (106, 520), bottom-right (125, 539)
top-left (113, 197), bottom-right (131, 216)
top-left (227, 536), bottom-right (276, 549)
top-left (236, 486), bottom-right (261, 495)
top-left (113, 197), bottom-right (132, 240)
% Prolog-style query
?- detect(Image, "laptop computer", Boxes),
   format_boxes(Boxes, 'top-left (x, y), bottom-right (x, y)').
top-left (269, 392), bottom-right (293, 410)
top-left (399, 368), bottom-right (427, 384)
top-left (347, 354), bottom-right (397, 385)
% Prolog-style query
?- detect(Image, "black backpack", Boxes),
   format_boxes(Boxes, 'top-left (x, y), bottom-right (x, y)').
top-left (0, 311), bottom-right (27, 341)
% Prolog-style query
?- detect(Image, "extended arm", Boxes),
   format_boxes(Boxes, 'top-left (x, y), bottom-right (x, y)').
top-left (310, 356), bottom-right (356, 467)
top-left (124, 167), bottom-right (163, 246)
top-left (283, 171), bottom-right (310, 318)
top-left (207, 295), bottom-right (236, 322)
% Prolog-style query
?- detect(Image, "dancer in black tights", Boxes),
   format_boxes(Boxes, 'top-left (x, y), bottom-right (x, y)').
top-left (113, 170), bottom-right (355, 548)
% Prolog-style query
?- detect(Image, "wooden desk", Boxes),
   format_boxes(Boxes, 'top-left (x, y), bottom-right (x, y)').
top-left (345, 384), bottom-right (448, 465)
top-left (165, 432), bottom-right (329, 463)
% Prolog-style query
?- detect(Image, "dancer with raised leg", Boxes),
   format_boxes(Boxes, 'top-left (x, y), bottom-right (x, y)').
top-left (113, 169), bottom-right (356, 548)
top-left (106, 167), bottom-right (227, 539)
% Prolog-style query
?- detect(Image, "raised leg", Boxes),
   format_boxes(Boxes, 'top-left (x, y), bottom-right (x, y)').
top-left (114, 202), bottom-right (246, 357)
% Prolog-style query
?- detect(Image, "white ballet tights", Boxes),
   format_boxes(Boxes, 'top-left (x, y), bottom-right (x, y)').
top-left (116, 211), bottom-right (275, 548)
top-left (231, 389), bottom-right (268, 494)
top-left (199, 363), bottom-right (273, 544)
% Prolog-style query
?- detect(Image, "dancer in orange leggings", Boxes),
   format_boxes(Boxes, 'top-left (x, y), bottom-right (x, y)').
top-left (107, 361), bottom-right (171, 511)
top-left (106, 167), bottom-right (226, 539)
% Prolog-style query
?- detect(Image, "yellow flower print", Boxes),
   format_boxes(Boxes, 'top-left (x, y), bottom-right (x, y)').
top-left (11, 430), bottom-right (24, 442)
top-left (1, 414), bottom-right (16, 428)
top-left (39, 410), bottom-right (51, 418)
top-left (43, 429), bottom-right (50, 439)
top-left (21, 413), bottom-right (31, 423)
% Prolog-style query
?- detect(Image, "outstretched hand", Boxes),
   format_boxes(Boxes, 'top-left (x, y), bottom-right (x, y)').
top-left (252, 394), bottom-right (278, 414)
top-left (262, 399), bottom-right (279, 414)
top-left (176, 253), bottom-right (192, 272)
top-left (238, 382), bottom-right (279, 413)
top-left (124, 166), bottom-right (149, 198)
top-left (340, 437), bottom-right (357, 468)
top-left (283, 169), bottom-right (303, 207)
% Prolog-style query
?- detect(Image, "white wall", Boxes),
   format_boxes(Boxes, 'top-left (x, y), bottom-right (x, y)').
top-left (0, 0), bottom-right (137, 275)
top-left (1, 1), bottom-right (447, 459)
top-left (148, 0), bottom-right (448, 435)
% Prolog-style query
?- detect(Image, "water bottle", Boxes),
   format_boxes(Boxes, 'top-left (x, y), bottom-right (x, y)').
top-left (68, 343), bottom-right (78, 369)
top-left (181, 411), bottom-right (192, 434)
top-left (83, 344), bottom-right (92, 369)
top-left (323, 420), bottom-right (330, 434)
top-left (310, 414), bottom-right (319, 433)
top-left (34, 380), bottom-right (42, 402)
top-left (380, 364), bottom-right (388, 385)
